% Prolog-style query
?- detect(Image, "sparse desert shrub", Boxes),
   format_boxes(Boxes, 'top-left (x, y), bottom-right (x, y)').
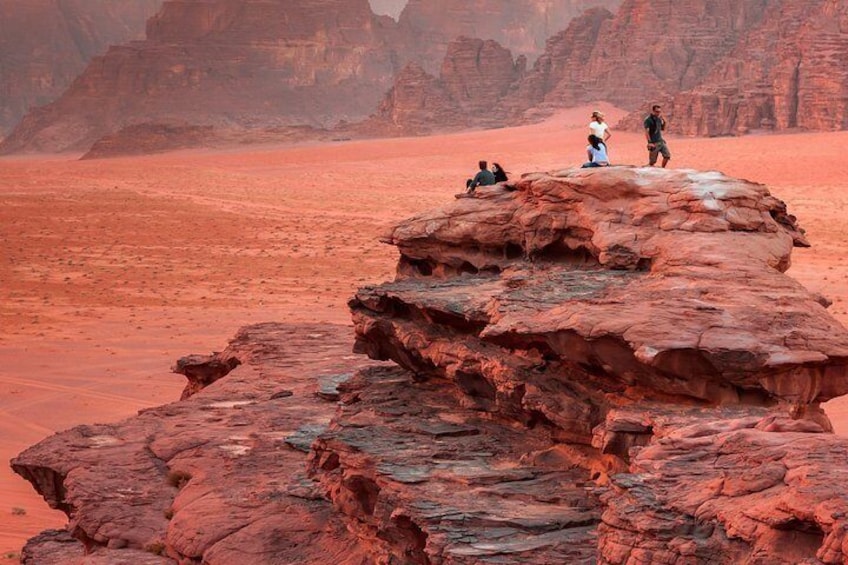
top-left (144, 541), bottom-right (166, 555)
top-left (165, 469), bottom-right (192, 489)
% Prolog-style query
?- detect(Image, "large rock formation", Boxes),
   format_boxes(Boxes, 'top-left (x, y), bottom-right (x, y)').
top-left (376, 0), bottom-right (848, 136)
top-left (336, 167), bottom-right (848, 563)
top-left (0, 0), bottom-right (400, 154)
top-left (13, 323), bottom-right (377, 564)
top-left (394, 0), bottom-right (622, 74)
top-left (556, 0), bottom-right (772, 110)
top-left (0, 0), bottom-right (622, 155)
top-left (12, 168), bottom-right (848, 563)
top-left (0, 0), bottom-right (163, 138)
top-left (371, 0), bottom-right (766, 133)
top-left (671, 0), bottom-right (848, 135)
top-left (363, 37), bottom-right (526, 136)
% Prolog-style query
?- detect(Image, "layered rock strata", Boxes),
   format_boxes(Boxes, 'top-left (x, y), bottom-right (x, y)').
top-left (0, 0), bottom-right (625, 154)
top-left (0, 0), bottom-right (163, 137)
top-left (671, 0), bottom-right (848, 135)
top-left (333, 166), bottom-right (848, 562)
top-left (12, 323), bottom-right (376, 564)
top-left (394, 0), bottom-right (622, 74)
top-left (376, 0), bottom-right (848, 136)
top-left (0, 0), bottom-right (399, 153)
top-left (12, 168), bottom-right (848, 564)
top-left (364, 37), bottom-right (526, 136)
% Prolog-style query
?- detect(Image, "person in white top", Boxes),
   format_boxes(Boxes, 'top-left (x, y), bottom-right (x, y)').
top-left (582, 135), bottom-right (610, 168)
top-left (588, 110), bottom-right (611, 143)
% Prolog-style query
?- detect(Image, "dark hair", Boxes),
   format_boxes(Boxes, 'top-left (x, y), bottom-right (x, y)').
top-left (588, 134), bottom-right (604, 150)
top-left (478, 160), bottom-right (487, 169)
top-left (652, 104), bottom-right (662, 112)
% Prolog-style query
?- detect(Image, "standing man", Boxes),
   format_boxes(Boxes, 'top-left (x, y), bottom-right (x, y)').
top-left (644, 104), bottom-right (671, 168)
top-left (589, 110), bottom-right (611, 144)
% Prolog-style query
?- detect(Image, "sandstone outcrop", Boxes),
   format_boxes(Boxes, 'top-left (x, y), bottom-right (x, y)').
top-left (12, 323), bottom-right (376, 564)
top-left (12, 168), bottom-right (848, 563)
top-left (0, 0), bottom-right (163, 137)
top-left (0, 0), bottom-right (399, 154)
top-left (336, 167), bottom-right (848, 562)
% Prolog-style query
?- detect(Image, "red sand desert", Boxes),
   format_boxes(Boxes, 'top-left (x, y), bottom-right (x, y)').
top-left (1, 106), bottom-right (848, 558)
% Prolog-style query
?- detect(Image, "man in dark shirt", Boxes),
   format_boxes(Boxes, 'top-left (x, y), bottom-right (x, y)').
top-left (465, 160), bottom-right (496, 194)
top-left (644, 104), bottom-right (671, 168)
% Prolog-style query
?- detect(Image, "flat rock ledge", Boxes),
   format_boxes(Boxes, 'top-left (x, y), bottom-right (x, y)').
top-left (11, 167), bottom-right (848, 564)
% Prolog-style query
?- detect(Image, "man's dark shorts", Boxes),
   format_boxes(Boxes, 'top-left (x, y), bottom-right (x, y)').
top-left (648, 140), bottom-right (671, 164)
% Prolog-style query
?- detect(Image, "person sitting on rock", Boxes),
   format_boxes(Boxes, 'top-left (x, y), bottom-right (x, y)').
top-left (492, 162), bottom-right (508, 183)
top-left (465, 160), bottom-right (496, 194)
top-left (582, 135), bottom-right (610, 168)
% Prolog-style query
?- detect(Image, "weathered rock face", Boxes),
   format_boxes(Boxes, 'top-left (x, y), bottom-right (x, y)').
top-left (564, 0), bottom-right (772, 110)
top-left (671, 0), bottom-right (848, 135)
top-left (335, 167), bottom-right (848, 562)
top-left (362, 37), bottom-right (526, 135)
top-left (0, 0), bottom-right (399, 154)
top-left (0, 0), bottom-right (163, 137)
top-left (597, 405), bottom-right (848, 564)
top-left (353, 167), bottom-right (848, 417)
top-left (395, 0), bottom-right (622, 73)
top-left (80, 122), bottom-right (215, 159)
top-left (12, 323), bottom-right (376, 564)
top-left (12, 168), bottom-right (848, 563)
top-left (363, 63), bottom-right (466, 136)
top-left (373, 0), bottom-right (769, 134)
top-left (502, 7), bottom-right (615, 114)
top-left (380, 0), bottom-right (848, 136)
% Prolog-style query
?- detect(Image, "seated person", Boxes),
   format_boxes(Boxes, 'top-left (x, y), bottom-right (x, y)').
top-left (466, 160), bottom-right (496, 193)
top-left (492, 162), bottom-right (508, 183)
top-left (582, 135), bottom-right (610, 168)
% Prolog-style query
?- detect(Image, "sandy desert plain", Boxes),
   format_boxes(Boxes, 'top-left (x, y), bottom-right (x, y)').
top-left (1, 105), bottom-right (848, 559)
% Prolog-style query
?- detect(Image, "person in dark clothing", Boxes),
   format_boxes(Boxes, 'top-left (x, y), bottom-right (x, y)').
top-left (465, 160), bottom-right (496, 193)
top-left (644, 104), bottom-right (671, 168)
top-left (492, 162), bottom-right (508, 183)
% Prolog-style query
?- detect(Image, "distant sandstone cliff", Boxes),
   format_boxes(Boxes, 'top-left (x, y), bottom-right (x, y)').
top-left (3, 0), bottom-right (845, 154)
top-left (372, 0), bottom-right (848, 137)
top-left (0, 0), bottom-right (163, 137)
top-left (1, 0), bottom-right (616, 155)
top-left (0, 0), bottom-right (400, 153)
top-left (671, 0), bottom-right (848, 135)
top-left (394, 0), bottom-right (622, 73)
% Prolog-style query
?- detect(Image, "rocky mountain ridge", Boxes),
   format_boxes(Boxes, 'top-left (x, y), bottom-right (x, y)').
top-left (0, 0), bottom-right (163, 137)
top-left (1, 0), bottom-right (846, 154)
top-left (372, 0), bottom-right (848, 137)
top-left (0, 0), bottom-right (618, 154)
